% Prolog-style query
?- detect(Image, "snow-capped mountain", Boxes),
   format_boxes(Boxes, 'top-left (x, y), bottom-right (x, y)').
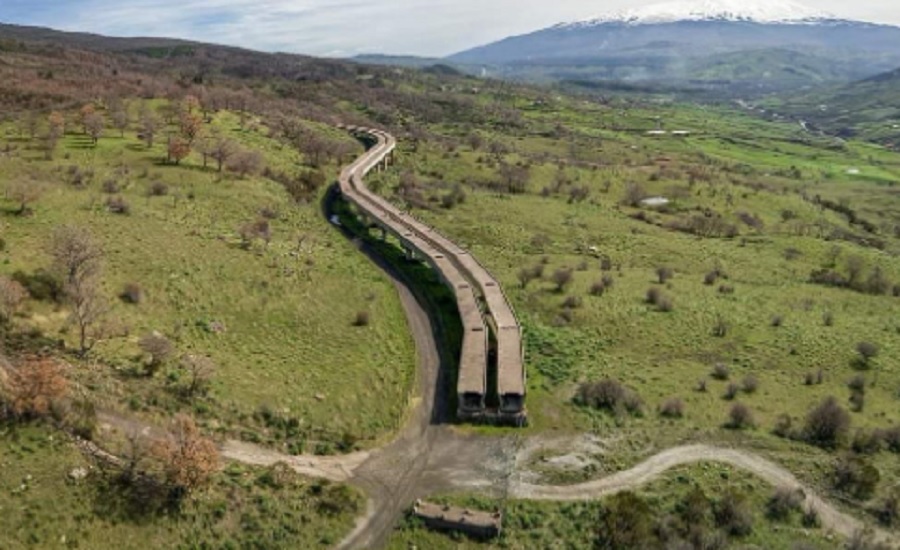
top-left (566, 0), bottom-right (834, 27)
top-left (448, 0), bottom-right (900, 92)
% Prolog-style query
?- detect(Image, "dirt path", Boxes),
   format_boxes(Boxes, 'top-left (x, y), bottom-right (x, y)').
top-left (512, 443), bottom-right (897, 547)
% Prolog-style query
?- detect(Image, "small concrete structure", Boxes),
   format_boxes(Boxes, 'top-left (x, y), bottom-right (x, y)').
top-left (641, 196), bottom-right (670, 207)
top-left (413, 500), bottom-right (502, 539)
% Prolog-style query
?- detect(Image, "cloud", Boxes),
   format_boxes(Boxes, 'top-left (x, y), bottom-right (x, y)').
top-left (2, 0), bottom-right (898, 57)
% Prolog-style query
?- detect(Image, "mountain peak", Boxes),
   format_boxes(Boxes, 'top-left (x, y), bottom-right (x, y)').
top-left (563, 0), bottom-right (835, 27)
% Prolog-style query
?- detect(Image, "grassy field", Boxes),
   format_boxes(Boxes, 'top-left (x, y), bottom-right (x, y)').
top-left (0, 424), bottom-right (360, 549)
top-left (388, 463), bottom-right (840, 549)
top-left (368, 95), bottom-right (900, 519)
top-left (0, 105), bottom-right (416, 451)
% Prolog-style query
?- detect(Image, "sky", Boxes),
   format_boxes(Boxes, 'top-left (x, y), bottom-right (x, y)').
top-left (1, 0), bottom-right (898, 58)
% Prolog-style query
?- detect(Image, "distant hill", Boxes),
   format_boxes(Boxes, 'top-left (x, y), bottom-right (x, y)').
top-left (447, 0), bottom-right (900, 94)
top-left (765, 67), bottom-right (900, 144)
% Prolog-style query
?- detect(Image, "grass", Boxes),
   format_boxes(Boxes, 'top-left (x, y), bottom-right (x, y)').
top-left (0, 106), bottom-right (416, 450)
top-left (0, 423), bottom-right (360, 549)
top-left (366, 94), bottom-right (900, 501)
top-left (388, 463), bottom-right (839, 549)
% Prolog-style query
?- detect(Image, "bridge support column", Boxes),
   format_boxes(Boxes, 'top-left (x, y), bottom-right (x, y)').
top-left (403, 246), bottom-right (415, 262)
top-left (380, 227), bottom-right (387, 242)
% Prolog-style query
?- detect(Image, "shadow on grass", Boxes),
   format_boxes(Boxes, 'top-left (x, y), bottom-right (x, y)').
top-left (90, 471), bottom-right (184, 524)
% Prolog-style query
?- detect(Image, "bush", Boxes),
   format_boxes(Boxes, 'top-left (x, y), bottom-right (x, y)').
top-left (848, 374), bottom-right (866, 392)
top-left (589, 281), bottom-right (606, 296)
top-left (874, 491), bottom-right (899, 527)
top-left (823, 311), bottom-right (834, 326)
top-left (771, 315), bottom-right (784, 327)
top-left (727, 403), bottom-right (755, 430)
top-left (704, 271), bottom-right (719, 286)
top-left (562, 295), bottom-right (583, 309)
top-left (353, 311), bottom-right (370, 327)
top-left (711, 363), bottom-right (730, 381)
top-left (596, 492), bottom-right (654, 549)
top-left (148, 180), bottom-right (169, 196)
top-left (101, 179), bottom-right (120, 194)
top-left (656, 266), bottom-right (674, 284)
top-left (834, 455), bottom-right (880, 500)
top-left (695, 378), bottom-right (708, 393)
top-left (552, 268), bottom-right (574, 292)
top-left (139, 332), bottom-right (173, 376)
top-left (106, 196), bottom-right (130, 215)
top-left (766, 487), bottom-right (804, 521)
top-left (575, 379), bottom-right (644, 418)
top-left (120, 283), bottom-right (143, 304)
top-left (851, 429), bottom-right (883, 455)
top-left (724, 383), bottom-right (740, 401)
top-left (742, 375), bottom-right (759, 394)
top-left (659, 398), bottom-right (685, 419)
top-left (712, 316), bottom-right (730, 337)
top-left (773, 414), bottom-right (794, 439)
top-left (714, 490), bottom-right (754, 536)
top-left (803, 396), bottom-right (851, 449)
top-left (882, 426), bottom-right (900, 453)
top-left (856, 342), bottom-right (879, 367)
top-left (601, 274), bottom-right (615, 289)
top-left (12, 269), bottom-right (64, 302)
top-left (849, 389), bottom-right (865, 413)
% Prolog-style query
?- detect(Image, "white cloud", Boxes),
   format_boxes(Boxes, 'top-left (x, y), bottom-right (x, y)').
top-left (3, 0), bottom-right (899, 57)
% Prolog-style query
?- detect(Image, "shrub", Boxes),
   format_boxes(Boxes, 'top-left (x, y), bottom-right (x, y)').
top-left (711, 363), bottom-right (730, 381)
top-left (714, 490), bottom-right (754, 536)
top-left (727, 403), bottom-right (755, 430)
top-left (766, 487), bottom-right (804, 521)
top-left (119, 283), bottom-right (143, 304)
top-left (646, 287), bottom-right (662, 305)
top-left (773, 414), bottom-right (794, 439)
top-left (724, 383), bottom-right (740, 401)
top-left (718, 284), bottom-right (735, 295)
top-left (659, 398), bottom-right (685, 419)
top-left (695, 378), bottom-right (708, 393)
top-left (353, 311), bottom-right (370, 327)
top-left (856, 342), bottom-right (879, 367)
top-left (823, 311), bottom-right (834, 326)
top-left (849, 389), bottom-right (865, 413)
top-left (101, 179), bottom-right (120, 194)
top-left (882, 426), bottom-right (900, 453)
top-left (2, 356), bottom-right (69, 420)
top-left (552, 268), bottom-right (574, 292)
top-left (874, 491), bottom-right (899, 527)
top-left (771, 315), bottom-right (784, 327)
top-left (0, 276), bottom-right (28, 321)
top-left (575, 379), bottom-right (644, 418)
top-left (834, 455), bottom-right (880, 501)
top-left (589, 281), bottom-right (606, 296)
top-left (139, 332), bottom-right (173, 376)
top-left (106, 196), bottom-right (130, 215)
top-left (11, 269), bottom-right (64, 302)
top-left (851, 429), bottom-right (883, 455)
top-left (148, 180), bottom-right (169, 196)
top-left (656, 266), bottom-right (674, 284)
top-left (803, 397), bottom-right (851, 449)
top-left (712, 316), bottom-right (730, 337)
top-left (601, 274), bottom-right (615, 289)
top-left (562, 295), bottom-right (583, 309)
top-left (742, 375), bottom-right (759, 394)
top-left (600, 256), bottom-right (613, 271)
top-left (596, 492), bottom-right (654, 549)
top-left (657, 296), bottom-right (674, 312)
top-left (848, 374), bottom-right (866, 392)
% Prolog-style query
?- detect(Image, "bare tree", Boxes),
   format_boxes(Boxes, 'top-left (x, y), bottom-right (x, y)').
top-left (7, 179), bottom-right (46, 216)
top-left (50, 226), bottom-right (106, 355)
top-left (0, 276), bottom-right (28, 322)
top-left (139, 107), bottom-right (160, 148)
top-left (111, 103), bottom-right (130, 137)
top-left (139, 332), bottom-right (173, 376)
top-left (180, 354), bottom-right (216, 398)
top-left (211, 136), bottom-right (238, 172)
top-left (84, 113), bottom-right (105, 145)
top-left (227, 149), bottom-right (264, 179)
